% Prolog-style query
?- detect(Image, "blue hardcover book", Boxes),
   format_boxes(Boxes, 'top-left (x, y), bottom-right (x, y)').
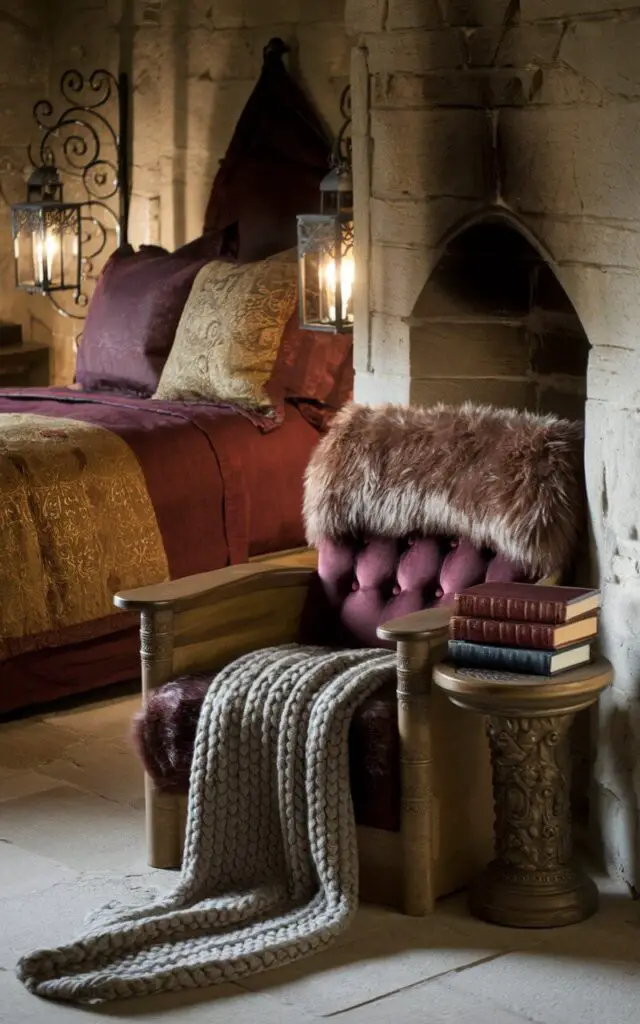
top-left (447, 639), bottom-right (591, 676)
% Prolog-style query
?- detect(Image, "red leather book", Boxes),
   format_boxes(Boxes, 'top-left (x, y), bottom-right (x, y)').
top-left (449, 614), bottom-right (598, 650)
top-left (454, 583), bottom-right (600, 625)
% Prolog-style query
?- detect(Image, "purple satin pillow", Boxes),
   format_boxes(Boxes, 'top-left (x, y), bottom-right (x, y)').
top-left (75, 234), bottom-right (222, 396)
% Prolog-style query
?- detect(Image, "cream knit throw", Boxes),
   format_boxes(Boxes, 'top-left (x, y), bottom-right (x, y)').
top-left (17, 646), bottom-right (396, 1004)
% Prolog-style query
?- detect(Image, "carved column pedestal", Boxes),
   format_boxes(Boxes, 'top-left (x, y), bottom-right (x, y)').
top-left (434, 659), bottom-right (612, 929)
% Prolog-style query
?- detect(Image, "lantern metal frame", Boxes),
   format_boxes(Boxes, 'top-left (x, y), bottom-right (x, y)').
top-left (10, 68), bottom-right (129, 319)
top-left (296, 84), bottom-right (354, 334)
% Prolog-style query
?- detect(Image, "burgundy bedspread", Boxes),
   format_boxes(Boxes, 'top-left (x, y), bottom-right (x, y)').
top-left (0, 388), bottom-right (320, 713)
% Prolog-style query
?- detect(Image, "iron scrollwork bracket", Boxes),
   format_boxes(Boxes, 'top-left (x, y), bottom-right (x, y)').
top-left (28, 68), bottom-right (129, 319)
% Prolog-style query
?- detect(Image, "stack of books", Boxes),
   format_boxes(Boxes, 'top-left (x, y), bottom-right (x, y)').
top-left (447, 582), bottom-right (601, 676)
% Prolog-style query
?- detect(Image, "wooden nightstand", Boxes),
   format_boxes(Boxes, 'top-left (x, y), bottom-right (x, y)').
top-left (0, 343), bottom-right (50, 387)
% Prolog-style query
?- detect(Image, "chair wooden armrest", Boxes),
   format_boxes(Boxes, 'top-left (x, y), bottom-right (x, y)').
top-left (377, 603), bottom-right (454, 644)
top-left (113, 562), bottom-right (317, 687)
top-left (114, 562), bottom-right (316, 613)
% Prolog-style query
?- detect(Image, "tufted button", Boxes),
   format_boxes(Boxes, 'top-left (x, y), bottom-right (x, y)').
top-left (450, 539), bottom-right (458, 549)
top-left (407, 538), bottom-right (415, 547)
top-left (351, 580), bottom-right (360, 592)
top-left (392, 584), bottom-right (401, 597)
top-left (435, 587), bottom-right (443, 599)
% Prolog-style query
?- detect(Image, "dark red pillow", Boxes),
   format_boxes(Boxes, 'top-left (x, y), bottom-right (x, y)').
top-left (267, 310), bottom-right (353, 411)
top-left (75, 234), bottom-right (222, 396)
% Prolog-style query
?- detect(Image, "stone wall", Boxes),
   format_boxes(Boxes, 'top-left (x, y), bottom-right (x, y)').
top-left (348, 0), bottom-right (640, 887)
top-left (11, 0), bottom-right (349, 383)
top-left (0, 1), bottom-right (51, 353)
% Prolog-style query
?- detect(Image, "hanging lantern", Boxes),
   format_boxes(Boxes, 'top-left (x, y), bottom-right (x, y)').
top-left (297, 84), bottom-right (354, 335)
top-left (11, 165), bottom-right (82, 296)
top-left (297, 166), bottom-right (354, 334)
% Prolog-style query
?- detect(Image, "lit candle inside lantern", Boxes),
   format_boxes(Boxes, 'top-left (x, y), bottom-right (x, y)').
top-left (321, 251), bottom-right (355, 326)
top-left (32, 231), bottom-right (59, 286)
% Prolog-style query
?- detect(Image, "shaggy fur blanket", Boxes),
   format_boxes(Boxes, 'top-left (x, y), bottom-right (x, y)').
top-left (17, 646), bottom-right (395, 1004)
top-left (304, 402), bottom-right (584, 577)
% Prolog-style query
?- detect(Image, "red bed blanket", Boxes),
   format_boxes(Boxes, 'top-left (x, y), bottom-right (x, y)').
top-left (0, 388), bottom-right (320, 713)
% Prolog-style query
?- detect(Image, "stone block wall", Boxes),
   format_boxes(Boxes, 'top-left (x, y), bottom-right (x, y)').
top-left (5, 0), bottom-right (349, 383)
top-left (0, 1), bottom-right (51, 359)
top-left (348, 0), bottom-right (640, 887)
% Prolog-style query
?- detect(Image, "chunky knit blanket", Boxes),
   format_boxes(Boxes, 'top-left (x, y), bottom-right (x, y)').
top-left (17, 646), bottom-right (396, 1004)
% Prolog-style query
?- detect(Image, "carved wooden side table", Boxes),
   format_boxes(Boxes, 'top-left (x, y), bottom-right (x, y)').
top-left (433, 658), bottom-right (612, 929)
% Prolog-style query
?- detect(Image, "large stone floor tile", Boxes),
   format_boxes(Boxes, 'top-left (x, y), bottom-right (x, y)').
top-left (0, 870), bottom-right (171, 971)
top-left (443, 946), bottom-right (640, 1024)
top-left (0, 842), bottom-right (76, 897)
top-left (1, 969), bottom-right (316, 1024)
top-left (333, 974), bottom-right (534, 1023)
top-left (238, 915), bottom-right (504, 1016)
top-left (0, 785), bottom-right (146, 873)
top-left (0, 767), bottom-right (60, 803)
top-left (102, 983), bottom-right (317, 1021)
top-left (39, 739), bottom-right (145, 809)
top-left (42, 693), bottom-right (141, 744)
top-left (0, 720), bottom-right (85, 770)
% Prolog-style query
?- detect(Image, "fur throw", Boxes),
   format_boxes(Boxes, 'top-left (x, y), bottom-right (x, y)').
top-left (304, 402), bottom-right (585, 577)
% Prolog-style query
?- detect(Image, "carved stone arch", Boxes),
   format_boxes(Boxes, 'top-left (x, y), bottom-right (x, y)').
top-left (409, 206), bottom-right (590, 421)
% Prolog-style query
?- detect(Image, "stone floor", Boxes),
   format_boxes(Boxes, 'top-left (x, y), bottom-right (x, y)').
top-left (0, 688), bottom-right (639, 1023)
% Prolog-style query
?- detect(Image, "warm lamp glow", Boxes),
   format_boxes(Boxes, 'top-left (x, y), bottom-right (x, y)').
top-left (320, 251), bottom-right (354, 325)
top-left (33, 231), bottom-right (59, 284)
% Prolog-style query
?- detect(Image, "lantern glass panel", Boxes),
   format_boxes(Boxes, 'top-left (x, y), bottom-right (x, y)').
top-left (297, 213), bottom-right (354, 333)
top-left (12, 202), bottom-right (81, 294)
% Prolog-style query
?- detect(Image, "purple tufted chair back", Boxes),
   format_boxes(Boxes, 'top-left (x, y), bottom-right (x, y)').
top-left (302, 536), bottom-right (528, 650)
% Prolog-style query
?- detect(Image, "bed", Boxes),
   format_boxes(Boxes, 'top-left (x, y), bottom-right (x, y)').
top-left (0, 40), bottom-right (349, 715)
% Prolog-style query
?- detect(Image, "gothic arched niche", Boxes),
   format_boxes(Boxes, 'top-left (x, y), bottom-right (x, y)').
top-left (410, 216), bottom-right (590, 421)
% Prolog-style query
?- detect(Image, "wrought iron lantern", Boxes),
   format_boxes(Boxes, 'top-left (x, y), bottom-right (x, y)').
top-left (10, 69), bottom-right (129, 319)
top-left (12, 165), bottom-right (82, 295)
top-left (297, 87), bottom-right (354, 334)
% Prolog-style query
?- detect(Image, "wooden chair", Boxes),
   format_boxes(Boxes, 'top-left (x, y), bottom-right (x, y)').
top-left (115, 403), bottom-right (583, 917)
top-left (115, 563), bottom-right (500, 916)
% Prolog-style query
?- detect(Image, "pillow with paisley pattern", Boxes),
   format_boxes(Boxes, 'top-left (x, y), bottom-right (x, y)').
top-left (153, 249), bottom-right (297, 411)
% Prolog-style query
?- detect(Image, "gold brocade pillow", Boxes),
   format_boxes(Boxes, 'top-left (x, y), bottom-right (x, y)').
top-left (153, 249), bottom-right (297, 410)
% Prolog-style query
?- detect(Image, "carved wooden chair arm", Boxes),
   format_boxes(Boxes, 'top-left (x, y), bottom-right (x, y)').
top-left (113, 562), bottom-right (318, 695)
top-left (114, 563), bottom-right (316, 614)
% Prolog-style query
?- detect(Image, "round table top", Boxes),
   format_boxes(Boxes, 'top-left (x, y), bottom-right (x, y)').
top-left (433, 656), bottom-right (613, 717)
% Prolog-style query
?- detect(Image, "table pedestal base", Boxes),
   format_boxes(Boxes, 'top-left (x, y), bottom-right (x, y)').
top-left (433, 659), bottom-right (613, 930)
top-left (470, 859), bottom-right (599, 929)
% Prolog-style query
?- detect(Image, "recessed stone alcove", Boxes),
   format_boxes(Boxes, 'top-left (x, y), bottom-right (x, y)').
top-left (409, 216), bottom-right (589, 421)
top-left (348, 1), bottom-right (640, 890)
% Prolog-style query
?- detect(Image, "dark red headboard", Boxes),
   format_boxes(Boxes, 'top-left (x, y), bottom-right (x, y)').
top-left (203, 38), bottom-right (332, 264)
